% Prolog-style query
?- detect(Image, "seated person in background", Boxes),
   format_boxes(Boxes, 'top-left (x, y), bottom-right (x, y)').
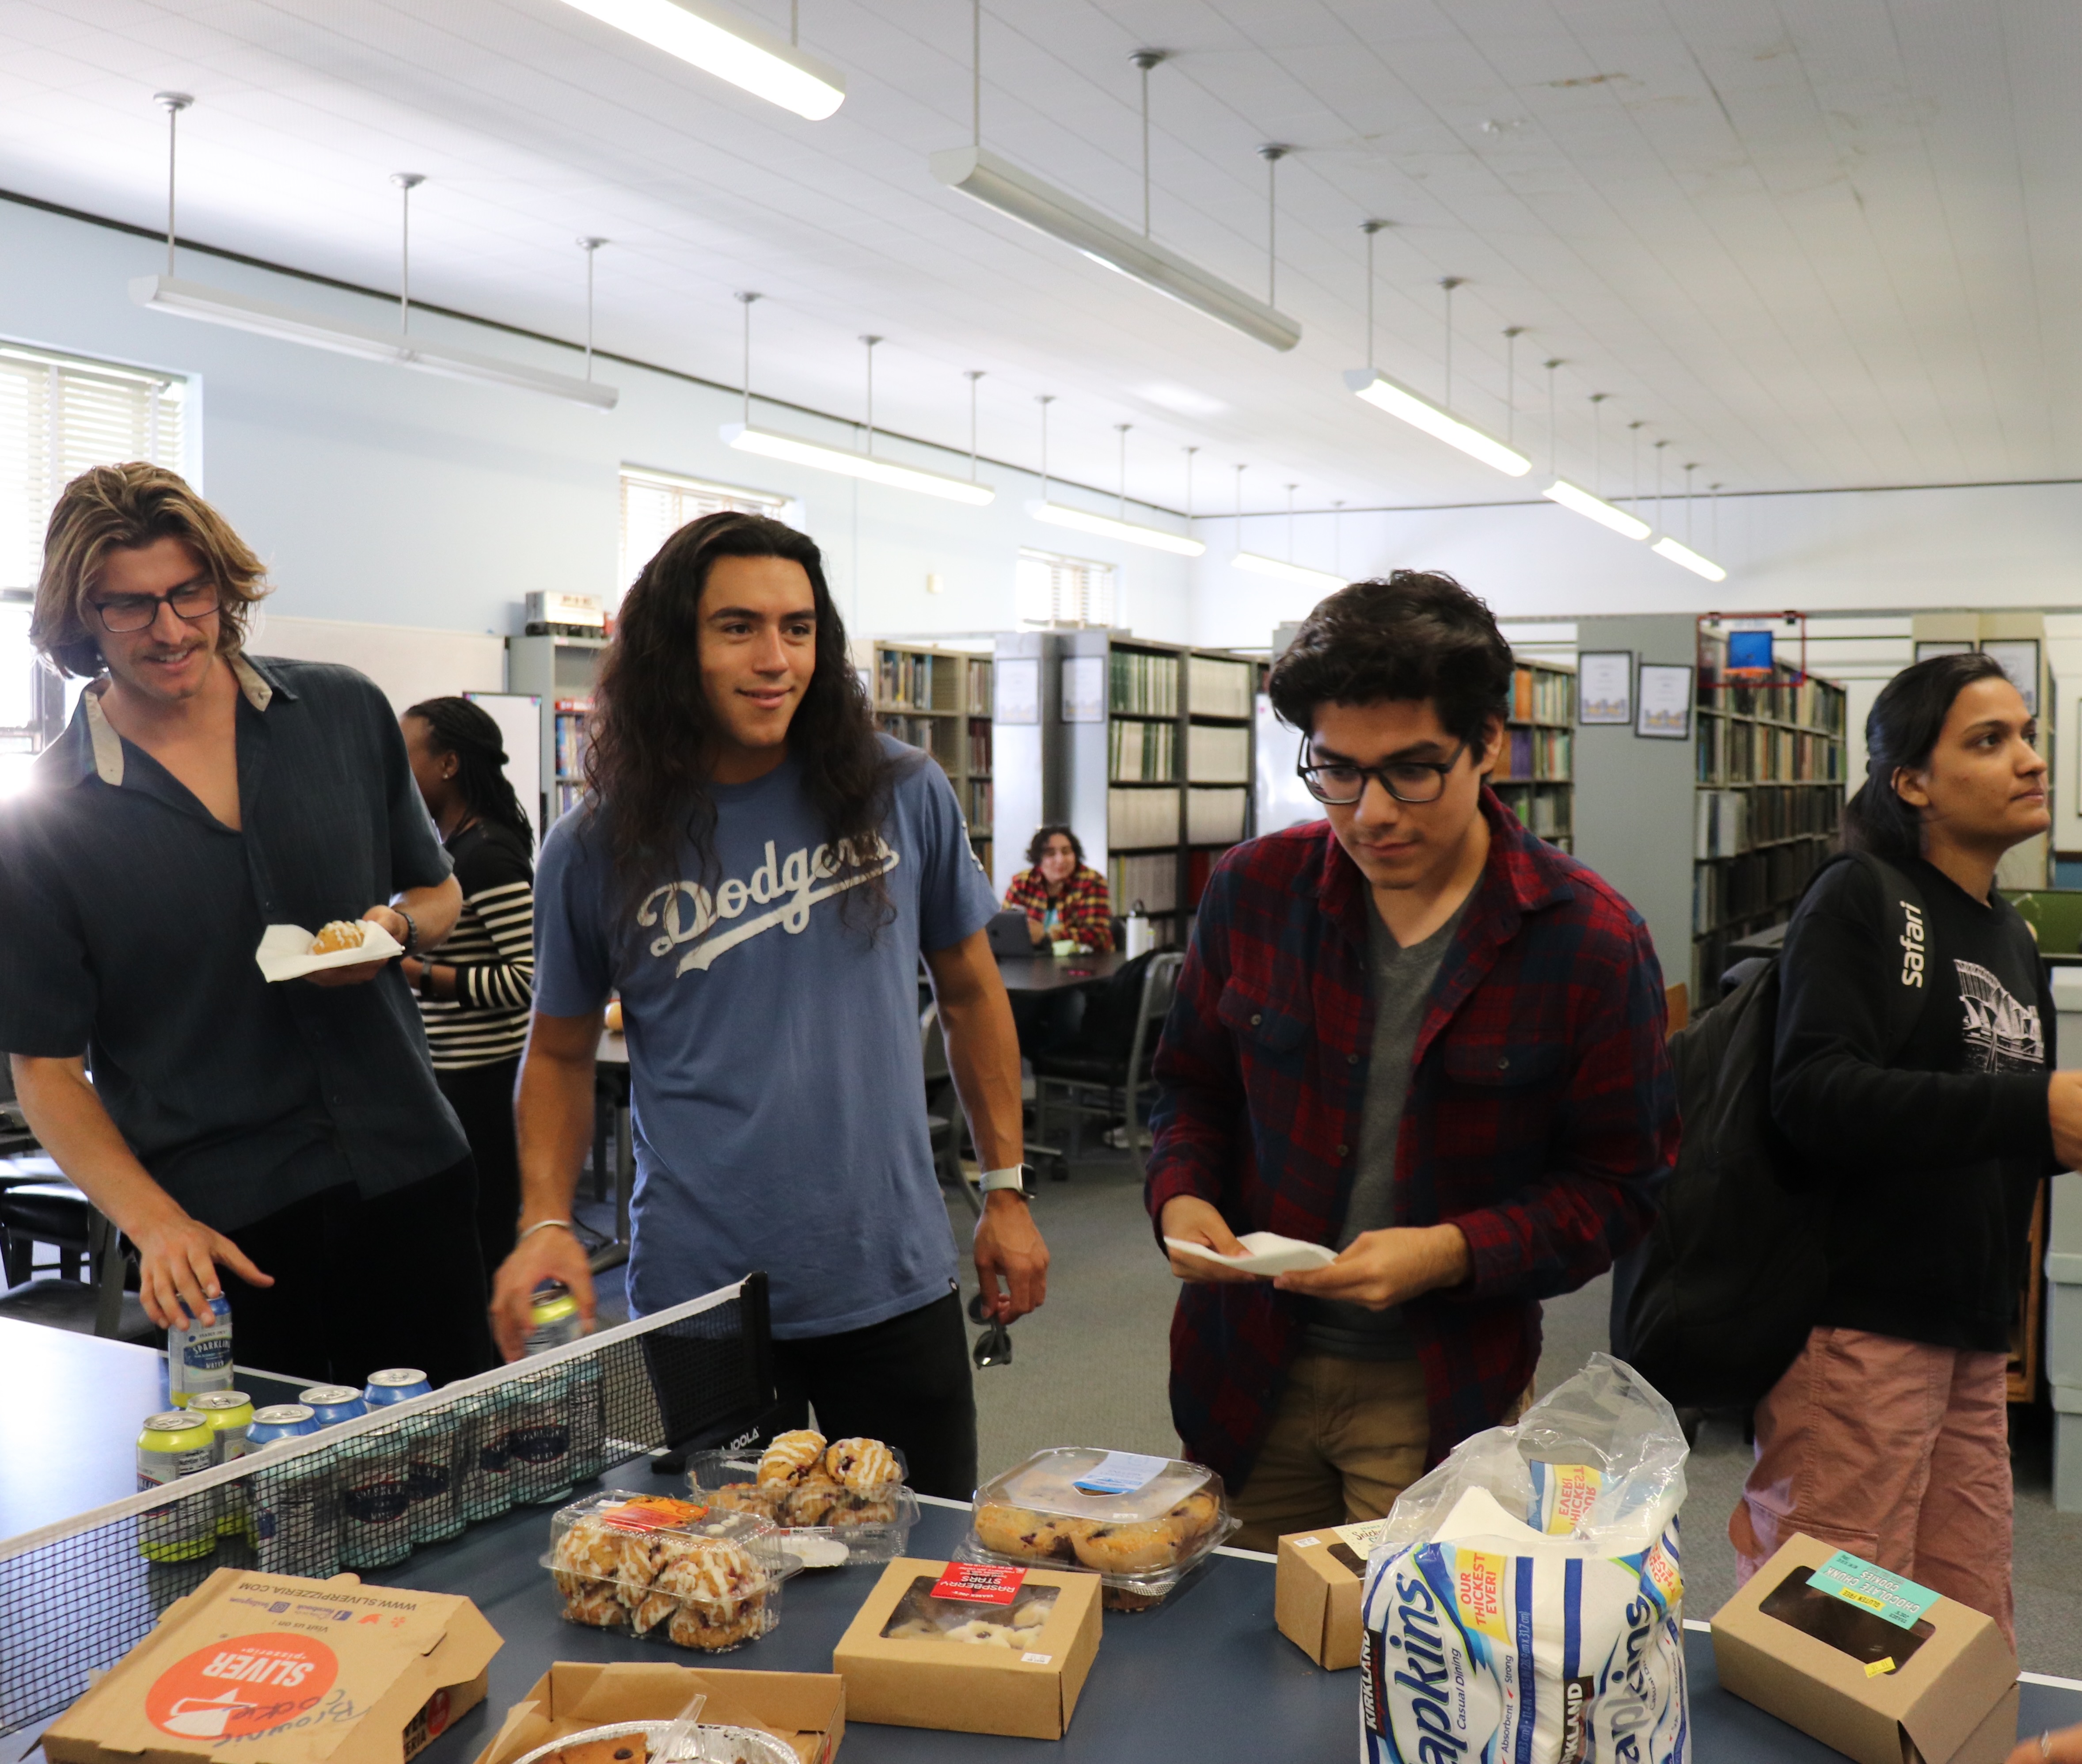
top-left (1003, 825), bottom-right (1113, 1058)
top-left (1004, 825), bottom-right (1114, 952)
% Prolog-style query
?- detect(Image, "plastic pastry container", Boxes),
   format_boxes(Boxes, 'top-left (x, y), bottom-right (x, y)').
top-left (957, 1446), bottom-right (1237, 1612)
top-left (687, 1446), bottom-right (919, 1569)
top-left (542, 1491), bottom-right (784, 1651)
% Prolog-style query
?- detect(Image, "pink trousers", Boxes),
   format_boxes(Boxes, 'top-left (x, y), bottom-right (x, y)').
top-left (1729, 1325), bottom-right (2014, 1646)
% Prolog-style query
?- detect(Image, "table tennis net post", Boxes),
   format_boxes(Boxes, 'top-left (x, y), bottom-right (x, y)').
top-left (0, 1274), bottom-right (774, 1740)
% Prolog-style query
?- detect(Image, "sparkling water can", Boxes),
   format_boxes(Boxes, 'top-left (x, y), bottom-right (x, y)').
top-left (364, 1368), bottom-right (432, 1407)
top-left (299, 1385), bottom-right (367, 1427)
top-left (251, 1448), bottom-right (341, 1578)
top-left (338, 1439), bottom-right (413, 1567)
top-left (188, 1390), bottom-right (255, 1535)
top-left (455, 1390), bottom-right (513, 1523)
top-left (247, 1404), bottom-right (320, 1448)
top-left (503, 1364), bottom-right (574, 1506)
top-left (402, 1411), bottom-right (464, 1544)
top-left (167, 1297), bottom-right (234, 1405)
top-left (566, 1353), bottom-right (607, 1482)
top-left (524, 1283), bottom-right (584, 1356)
top-left (136, 1410), bottom-right (217, 1563)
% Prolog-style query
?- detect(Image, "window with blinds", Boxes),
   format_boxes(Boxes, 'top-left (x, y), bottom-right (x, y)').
top-left (1016, 547), bottom-right (1115, 628)
top-left (619, 467), bottom-right (787, 589)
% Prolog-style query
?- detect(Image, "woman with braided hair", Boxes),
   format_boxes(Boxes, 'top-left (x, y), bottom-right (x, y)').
top-left (400, 696), bottom-right (537, 1272)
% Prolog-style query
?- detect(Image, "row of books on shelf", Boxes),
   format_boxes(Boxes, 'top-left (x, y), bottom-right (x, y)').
top-left (1696, 783), bottom-right (1845, 858)
top-left (965, 660), bottom-right (992, 717)
top-left (1106, 785), bottom-right (1252, 848)
top-left (1509, 664), bottom-right (1572, 725)
top-left (1691, 837), bottom-right (1831, 935)
top-left (877, 649), bottom-right (954, 712)
top-left (1111, 717), bottom-right (1176, 781)
top-left (555, 781), bottom-right (585, 819)
top-left (1699, 670), bottom-right (1846, 734)
top-left (966, 779), bottom-right (991, 829)
top-left (1109, 851), bottom-right (1179, 915)
top-left (1699, 720), bottom-right (1843, 784)
top-left (965, 718), bottom-right (991, 774)
top-left (880, 713), bottom-right (956, 765)
top-left (552, 710), bottom-right (589, 781)
top-left (1112, 648), bottom-right (1180, 716)
top-left (1493, 727), bottom-right (1570, 783)
top-left (1493, 783), bottom-right (1572, 840)
top-left (1188, 722), bottom-right (1250, 783)
top-left (1188, 653), bottom-right (1254, 719)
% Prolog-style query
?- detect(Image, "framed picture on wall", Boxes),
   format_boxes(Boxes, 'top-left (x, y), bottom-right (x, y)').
top-left (995, 657), bottom-right (1040, 725)
top-left (1979, 639), bottom-right (2040, 715)
top-left (1060, 654), bottom-right (1105, 723)
top-left (1577, 651), bottom-right (1632, 725)
top-left (1635, 663), bottom-right (1694, 740)
top-left (1914, 640), bottom-right (1974, 662)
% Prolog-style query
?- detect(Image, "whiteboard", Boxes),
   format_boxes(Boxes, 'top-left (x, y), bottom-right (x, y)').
top-left (250, 613), bottom-right (505, 714)
top-left (466, 692), bottom-right (543, 852)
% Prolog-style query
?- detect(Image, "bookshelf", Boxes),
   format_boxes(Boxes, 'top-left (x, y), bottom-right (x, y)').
top-left (1490, 659), bottom-right (1575, 852)
top-left (856, 640), bottom-right (994, 874)
top-left (507, 631), bottom-right (608, 829)
top-left (1691, 634), bottom-right (1848, 1004)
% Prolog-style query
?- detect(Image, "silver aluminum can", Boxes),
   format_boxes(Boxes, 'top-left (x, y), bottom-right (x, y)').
top-left (455, 1391), bottom-right (512, 1524)
top-left (338, 1439), bottom-right (413, 1567)
top-left (251, 1449), bottom-right (342, 1578)
top-left (502, 1364), bottom-right (574, 1506)
top-left (402, 1412), bottom-right (464, 1544)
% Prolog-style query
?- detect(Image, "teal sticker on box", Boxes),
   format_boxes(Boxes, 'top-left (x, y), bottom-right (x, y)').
top-left (1807, 1551), bottom-right (1941, 1631)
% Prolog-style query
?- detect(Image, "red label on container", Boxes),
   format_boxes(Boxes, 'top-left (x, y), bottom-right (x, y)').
top-left (145, 1634), bottom-right (339, 1741)
top-left (600, 1497), bottom-right (708, 1532)
top-left (932, 1563), bottom-right (1026, 1604)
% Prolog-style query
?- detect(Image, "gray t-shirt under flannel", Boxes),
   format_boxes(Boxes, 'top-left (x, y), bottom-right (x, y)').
top-left (1302, 894), bottom-right (1468, 1360)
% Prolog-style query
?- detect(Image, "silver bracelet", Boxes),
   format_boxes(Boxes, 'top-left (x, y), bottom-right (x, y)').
top-left (516, 1218), bottom-right (576, 1243)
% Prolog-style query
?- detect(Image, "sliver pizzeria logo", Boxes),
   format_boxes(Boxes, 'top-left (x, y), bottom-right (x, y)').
top-left (638, 836), bottom-right (900, 975)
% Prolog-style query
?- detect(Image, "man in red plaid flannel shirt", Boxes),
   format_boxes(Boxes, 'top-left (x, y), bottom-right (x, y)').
top-left (1147, 573), bottom-right (1675, 1549)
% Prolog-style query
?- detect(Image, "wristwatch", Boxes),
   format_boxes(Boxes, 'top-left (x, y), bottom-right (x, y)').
top-left (978, 1164), bottom-right (1032, 1198)
top-left (396, 908), bottom-right (420, 957)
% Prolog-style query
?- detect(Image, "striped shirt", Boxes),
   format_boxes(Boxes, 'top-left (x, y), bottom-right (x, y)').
top-left (418, 819), bottom-right (535, 1070)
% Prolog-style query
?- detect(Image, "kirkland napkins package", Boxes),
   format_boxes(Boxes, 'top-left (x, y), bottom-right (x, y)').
top-left (1358, 1354), bottom-right (1689, 1764)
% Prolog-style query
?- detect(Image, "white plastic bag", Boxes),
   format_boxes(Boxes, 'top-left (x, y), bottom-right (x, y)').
top-left (1359, 1353), bottom-right (1689, 1764)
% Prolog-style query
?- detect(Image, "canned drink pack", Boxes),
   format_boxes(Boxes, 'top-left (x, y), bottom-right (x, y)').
top-left (365, 1368), bottom-right (433, 1407)
top-left (567, 1354), bottom-right (607, 1482)
top-left (505, 1364), bottom-right (574, 1506)
top-left (167, 1297), bottom-right (234, 1406)
top-left (524, 1283), bottom-right (585, 1355)
top-left (338, 1440), bottom-right (413, 1568)
top-left (456, 1391), bottom-right (513, 1523)
top-left (299, 1385), bottom-right (367, 1426)
top-left (403, 1413), bottom-right (464, 1545)
top-left (136, 1410), bottom-right (217, 1563)
top-left (247, 1404), bottom-right (320, 1448)
top-left (251, 1450), bottom-right (341, 1578)
top-left (188, 1390), bottom-right (255, 1536)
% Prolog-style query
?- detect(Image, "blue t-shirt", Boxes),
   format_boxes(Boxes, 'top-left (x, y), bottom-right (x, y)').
top-left (534, 738), bottom-right (998, 1338)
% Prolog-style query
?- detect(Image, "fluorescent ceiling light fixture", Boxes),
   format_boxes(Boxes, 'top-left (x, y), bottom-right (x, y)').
top-left (1232, 551), bottom-right (1346, 593)
top-left (131, 276), bottom-right (618, 409)
top-left (1652, 535), bottom-right (1728, 582)
top-left (1028, 501), bottom-right (1203, 556)
top-left (722, 422), bottom-right (994, 505)
top-left (1542, 477), bottom-right (1651, 541)
top-left (553, 0), bottom-right (844, 119)
top-left (930, 146), bottom-right (1301, 352)
top-left (1343, 369), bottom-right (1529, 478)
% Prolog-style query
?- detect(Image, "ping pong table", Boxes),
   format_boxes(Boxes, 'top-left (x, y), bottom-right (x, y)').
top-left (9, 1319), bottom-right (2079, 1764)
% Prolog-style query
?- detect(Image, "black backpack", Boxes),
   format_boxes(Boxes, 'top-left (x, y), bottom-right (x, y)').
top-left (1620, 852), bottom-right (1929, 1410)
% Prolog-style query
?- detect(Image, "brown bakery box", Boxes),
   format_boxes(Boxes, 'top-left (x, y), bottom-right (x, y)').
top-left (1275, 1519), bottom-right (1393, 1671)
top-left (1711, 1533), bottom-right (2019, 1764)
top-left (830, 1558), bottom-right (1101, 1740)
top-left (472, 1662), bottom-right (843, 1764)
top-left (43, 1569), bottom-right (500, 1764)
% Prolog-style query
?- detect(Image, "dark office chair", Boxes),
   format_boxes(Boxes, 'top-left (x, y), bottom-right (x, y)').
top-left (0, 1174), bottom-right (157, 1341)
top-left (1030, 950), bottom-right (1183, 1174)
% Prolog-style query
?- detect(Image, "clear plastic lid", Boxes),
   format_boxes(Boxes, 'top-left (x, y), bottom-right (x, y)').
top-left (960, 1447), bottom-right (1235, 1604)
top-left (542, 1491), bottom-right (783, 1652)
top-left (687, 1444), bottom-right (919, 1568)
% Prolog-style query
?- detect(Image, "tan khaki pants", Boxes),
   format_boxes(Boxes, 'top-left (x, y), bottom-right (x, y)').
top-left (1227, 1356), bottom-right (1432, 1553)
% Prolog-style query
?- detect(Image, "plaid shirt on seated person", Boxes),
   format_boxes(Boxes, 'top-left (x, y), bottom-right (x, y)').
top-left (1003, 863), bottom-right (1115, 952)
top-left (1144, 788), bottom-right (1675, 1490)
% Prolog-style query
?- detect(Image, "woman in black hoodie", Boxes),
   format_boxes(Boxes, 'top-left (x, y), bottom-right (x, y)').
top-left (1732, 651), bottom-right (2082, 1646)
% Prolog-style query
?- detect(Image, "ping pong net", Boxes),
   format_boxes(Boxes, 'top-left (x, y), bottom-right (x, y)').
top-left (0, 1273), bottom-right (775, 1741)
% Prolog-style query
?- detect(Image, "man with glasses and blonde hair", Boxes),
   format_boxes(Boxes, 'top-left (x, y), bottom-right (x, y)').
top-left (1146, 571), bottom-right (1676, 1549)
top-left (0, 464), bottom-right (493, 1386)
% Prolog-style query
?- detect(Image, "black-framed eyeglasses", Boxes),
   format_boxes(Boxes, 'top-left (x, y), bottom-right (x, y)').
top-left (89, 580), bottom-right (221, 635)
top-left (1296, 733), bottom-right (1469, 806)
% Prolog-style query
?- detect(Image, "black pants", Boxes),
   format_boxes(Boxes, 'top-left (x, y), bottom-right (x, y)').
top-left (770, 1289), bottom-right (978, 1498)
top-left (1009, 988), bottom-right (1086, 1060)
top-left (221, 1158), bottom-right (496, 1391)
top-left (436, 1058), bottom-right (523, 1276)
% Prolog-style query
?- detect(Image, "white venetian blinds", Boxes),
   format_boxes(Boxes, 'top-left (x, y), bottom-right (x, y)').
top-left (618, 467), bottom-right (787, 591)
top-left (1016, 547), bottom-right (1115, 628)
top-left (0, 346), bottom-right (188, 593)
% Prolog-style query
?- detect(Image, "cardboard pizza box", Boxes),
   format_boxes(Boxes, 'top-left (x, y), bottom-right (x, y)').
top-left (471, 1661), bottom-right (844, 1764)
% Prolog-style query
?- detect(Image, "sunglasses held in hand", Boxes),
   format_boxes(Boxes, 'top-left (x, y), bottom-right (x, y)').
top-left (969, 1290), bottom-right (1014, 1370)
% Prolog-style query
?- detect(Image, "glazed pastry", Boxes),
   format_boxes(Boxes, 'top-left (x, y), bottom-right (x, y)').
top-left (781, 1474), bottom-right (843, 1528)
top-left (559, 1581), bottom-right (628, 1627)
top-left (1009, 1597), bottom-right (1051, 1630)
top-left (826, 1494), bottom-right (898, 1528)
top-left (631, 1589), bottom-right (679, 1636)
top-left (943, 1619), bottom-right (1016, 1647)
top-left (1073, 1518), bottom-right (1182, 1574)
top-left (666, 1601), bottom-right (767, 1650)
top-left (549, 1517), bottom-right (623, 1596)
top-left (707, 1482), bottom-right (779, 1521)
top-left (612, 1531), bottom-right (664, 1608)
top-left (756, 1429), bottom-right (827, 1488)
top-left (309, 920), bottom-right (367, 954)
top-left (824, 1437), bottom-right (900, 1497)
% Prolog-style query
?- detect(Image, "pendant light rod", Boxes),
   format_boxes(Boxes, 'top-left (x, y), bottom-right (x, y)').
top-left (972, 0), bottom-right (981, 148)
top-left (155, 92), bottom-right (192, 278)
top-left (1184, 444), bottom-right (1198, 520)
top-left (1589, 392), bottom-right (1607, 497)
top-left (1116, 423), bottom-right (1131, 518)
top-left (1655, 438), bottom-right (1667, 530)
top-left (1544, 359), bottom-right (1561, 477)
top-left (1234, 461), bottom-right (1246, 525)
top-left (735, 291), bottom-right (759, 425)
top-left (1502, 327), bottom-right (1522, 448)
top-left (1285, 482), bottom-right (1297, 562)
top-left (1629, 419), bottom-right (1645, 512)
top-left (1361, 221), bottom-right (1386, 371)
top-left (1037, 394), bottom-right (1054, 496)
top-left (860, 334), bottom-right (881, 452)
top-left (965, 369), bottom-right (984, 479)
top-left (1333, 499), bottom-right (1345, 576)
top-left (1439, 277), bottom-right (1463, 410)
top-left (1258, 144), bottom-right (1288, 306)
top-left (578, 237), bottom-right (607, 381)
top-left (1685, 462), bottom-right (1698, 541)
top-left (1131, 51), bottom-right (1165, 237)
top-left (391, 173), bottom-right (424, 334)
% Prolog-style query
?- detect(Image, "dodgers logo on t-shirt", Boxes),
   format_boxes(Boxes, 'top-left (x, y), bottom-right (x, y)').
top-left (638, 836), bottom-right (899, 975)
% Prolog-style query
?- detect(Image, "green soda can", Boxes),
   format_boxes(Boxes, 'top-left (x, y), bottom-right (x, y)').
top-left (137, 1410), bottom-right (217, 1563)
top-left (189, 1390), bottom-right (255, 1536)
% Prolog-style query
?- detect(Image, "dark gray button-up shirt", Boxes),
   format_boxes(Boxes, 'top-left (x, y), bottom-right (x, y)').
top-left (0, 653), bottom-right (467, 1230)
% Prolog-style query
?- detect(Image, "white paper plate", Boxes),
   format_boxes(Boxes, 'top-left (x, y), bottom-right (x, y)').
top-left (1162, 1231), bottom-right (1339, 1276)
top-left (254, 921), bottom-right (404, 982)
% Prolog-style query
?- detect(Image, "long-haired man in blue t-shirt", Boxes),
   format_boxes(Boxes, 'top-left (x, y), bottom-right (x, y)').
top-left (490, 511), bottom-right (1046, 1495)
